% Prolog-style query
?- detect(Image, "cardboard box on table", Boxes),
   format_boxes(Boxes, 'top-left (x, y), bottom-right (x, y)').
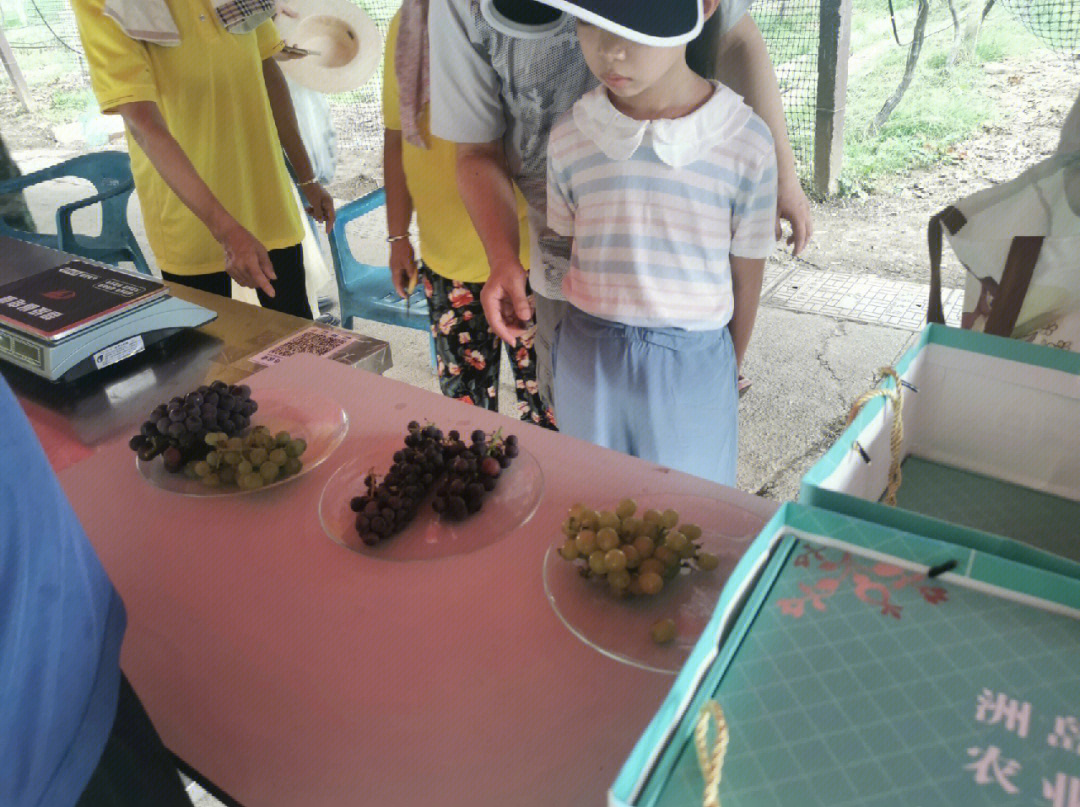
top-left (608, 502), bottom-right (1080, 807)
top-left (800, 324), bottom-right (1080, 570)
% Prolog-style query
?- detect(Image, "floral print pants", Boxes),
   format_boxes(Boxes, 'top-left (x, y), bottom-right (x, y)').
top-left (421, 263), bottom-right (557, 429)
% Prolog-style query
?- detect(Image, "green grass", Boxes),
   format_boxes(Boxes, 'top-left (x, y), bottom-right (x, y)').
top-left (835, 1), bottom-right (1047, 192)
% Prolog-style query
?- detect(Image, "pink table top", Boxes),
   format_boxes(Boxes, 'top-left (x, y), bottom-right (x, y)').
top-left (58, 353), bottom-right (777, 806)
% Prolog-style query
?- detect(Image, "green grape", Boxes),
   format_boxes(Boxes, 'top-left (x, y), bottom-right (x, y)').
top-left (574, 529), bottom-right (598, 556)
top-left (643, 521), bottom-right (663, 541)
top-left (642, 509), bottom-right (663, 525)
top-left (222, 451), bottom-right (241, 466)
top-left (605, 548), bottom-right (627, 572)
top-left (284, 457), bottom-right (302, 475)
top-left (206, 451), bottom-right (222, 470)
top-left (596, 527), bottom-right (620, 552)
top-left (200, 472), bottom-right (221, 487)
top-left (597, 510), bottom-right (620, 531)
top-left (588, 550), bottom-right (608, 575)
top-left (226, 437), bottom-right (244, 452)
top-left (681, 523), bottom-right (703, 542)
top-left (664, 531), bottom-right (690, 554)
top-left (559, 539), bottom-right (579, 562)
top-left (619, 517), bottom-right (643, 539)
top-left (579, 509), bottom-right (600, 530)
top-left (622, 544), bottom-right (642, 569)
top-left (639, 558), bottom-right (666, 577)
top-left (248, 446), bottom-right (268, 466)
top-left (268, 448), bottom-right (287, 465)
top-left (632, 535), bottom-right (655, 560)
top-left (285, 438), bottom-right (306, 458)
top-left (660, 509), bottom-right (680, 529)
top-left (561, 518), bottom-right (578, 538)
top-left (654, 546), bottom-right (679, 568)
top-left (697, 552), bottom-right (720, 571)
top-left (615, 498), bottom-right (637, 519)
top-left (183, 462), bottom-right (200, 479)
top-left (607, 568), bottom-right (631, 591)
top-left (219, 465), bottom-right (237, 485)
top-left (638, 571), bottom-right (664, 595)
top-left (275, 430), bottom-right (291, 446)
top-left (650, 618), bottom-right (676, 644)
top-left (193, 461), bottom-right (211, 478)
top-left (259, 462), bottom-right (280, 483)
top-left (237, 459), bottom-right (254, 476)
top-left (205, 432), bottom-right (222, 447)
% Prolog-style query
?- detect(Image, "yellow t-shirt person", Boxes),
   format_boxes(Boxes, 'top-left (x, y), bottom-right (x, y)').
top-left (382, 11), bottom-right (529, 284)
top-left (70, 0), bottom-right (303, 276)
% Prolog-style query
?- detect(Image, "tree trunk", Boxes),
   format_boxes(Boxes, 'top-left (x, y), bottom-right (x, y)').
top-left (867, 0), bottom-right (930, 137)
top-left (946, 0), bottom-right (963, 68)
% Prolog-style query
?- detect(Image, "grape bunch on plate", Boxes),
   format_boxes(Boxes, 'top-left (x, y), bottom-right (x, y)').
top-left (349, 421), bottom-right (519, 546)
top-left (188, 426), bottom-right (306, 490)
top-left (128, 380), bottom-right (258, 474)
top-left (556, 498), bottom-right (720, 599)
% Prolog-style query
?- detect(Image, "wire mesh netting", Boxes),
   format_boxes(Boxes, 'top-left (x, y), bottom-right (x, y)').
top-left (755, 0), bottom-right (821, 183)
top-left (997, 0), bottom-right (1080, 54)
top-left (324, 0), bottom-right (400, 196)
top-left (0, 0), bottom-right (821, 188)
top-left (1, 0), bottom-right (83, 51)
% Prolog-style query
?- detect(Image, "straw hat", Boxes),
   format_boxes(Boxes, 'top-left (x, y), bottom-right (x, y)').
top-left (276, 0), bottom-right (382, 93)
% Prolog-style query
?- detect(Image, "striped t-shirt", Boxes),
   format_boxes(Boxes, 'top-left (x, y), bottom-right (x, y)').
top-left (547, 83), bottom-right (777, 329)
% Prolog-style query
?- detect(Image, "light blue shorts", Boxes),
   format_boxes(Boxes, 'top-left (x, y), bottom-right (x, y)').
top-left (551, 306), bottom-right (738, 486)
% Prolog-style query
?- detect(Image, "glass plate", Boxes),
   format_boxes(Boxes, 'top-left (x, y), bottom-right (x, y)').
top-left (318, 436), bottom-right (544, 561)
top-left (136, 387), bottom-right (348, 496)
top-left (541, 493), bottom-right (766, 674)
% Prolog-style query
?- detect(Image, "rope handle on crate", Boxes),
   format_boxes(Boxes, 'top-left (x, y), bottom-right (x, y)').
top-left (695, 700), bottom-right (729, 807)
top-left (846, 367), bottom-right (905, 506)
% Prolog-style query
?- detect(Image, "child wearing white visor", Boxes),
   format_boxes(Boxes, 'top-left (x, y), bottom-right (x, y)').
top-left (543, 0), bottom-right (777, 484)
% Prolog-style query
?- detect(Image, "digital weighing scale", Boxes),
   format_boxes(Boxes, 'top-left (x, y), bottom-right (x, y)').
top-left (0, 238), bottom-right (216, 383)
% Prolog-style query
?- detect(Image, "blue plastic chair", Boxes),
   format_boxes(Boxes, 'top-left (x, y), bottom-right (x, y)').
top-left (327, 187), bottom-right (429, 331)
top-left (0, 151), bottom-right (152, 275)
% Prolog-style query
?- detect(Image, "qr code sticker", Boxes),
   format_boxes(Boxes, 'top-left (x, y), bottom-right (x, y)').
top-left (250, 326), bottom-right (358, 367)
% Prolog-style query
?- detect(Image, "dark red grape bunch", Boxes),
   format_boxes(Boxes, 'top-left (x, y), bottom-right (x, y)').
top-left (347, 422), bottom-right (519, 547)
top-left (348, 421), bottom-right (447, 546)
top-left (431, 428), bottom-right (518, 521)
top-left (128, 381), bottom-right (258, 474)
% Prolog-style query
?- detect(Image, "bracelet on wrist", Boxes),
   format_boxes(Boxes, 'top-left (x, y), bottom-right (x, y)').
top-left (386, 234), bottom-right (410, 243)
top-left (297, 178), bottom-right (318, 187)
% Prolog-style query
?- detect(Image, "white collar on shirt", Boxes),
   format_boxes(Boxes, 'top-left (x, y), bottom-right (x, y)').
top-left (571, 81), bottom-right (753, 169)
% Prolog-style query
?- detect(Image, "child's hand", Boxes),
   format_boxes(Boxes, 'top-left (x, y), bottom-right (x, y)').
top-left (481, 260), bottom-right (533, 344)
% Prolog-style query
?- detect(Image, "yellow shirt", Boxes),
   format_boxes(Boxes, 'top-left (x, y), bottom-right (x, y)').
top-left (70, 0), bottom-right (303, 275)
top-left (382, 12), bottom-right (529, 284)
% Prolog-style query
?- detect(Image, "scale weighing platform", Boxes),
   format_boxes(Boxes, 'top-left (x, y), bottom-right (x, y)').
top-left (0, 237), bottom-right (216, 383)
